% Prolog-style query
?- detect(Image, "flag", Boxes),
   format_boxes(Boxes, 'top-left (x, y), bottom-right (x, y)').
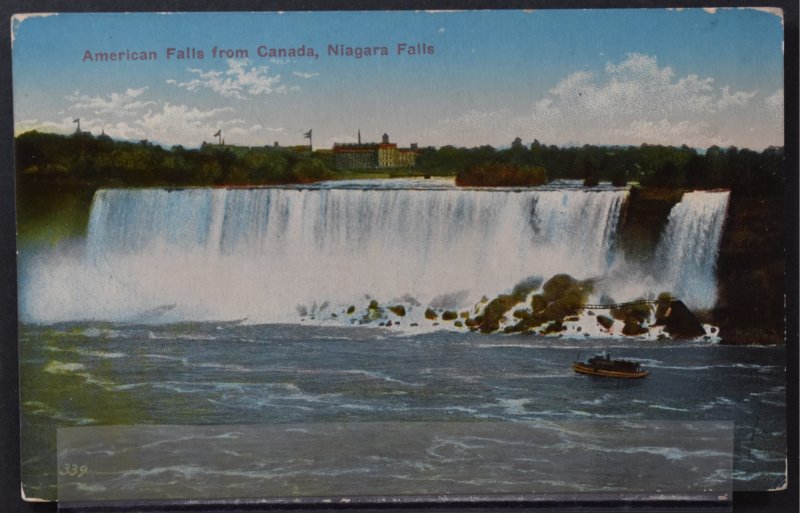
top-left (213, 129), bottom-right (221, 137)
top-left (303, 129), bottom-right (312, 139)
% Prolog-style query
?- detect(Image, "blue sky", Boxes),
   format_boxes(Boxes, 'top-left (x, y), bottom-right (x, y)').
top-left (12, 9), bottom-right (784, 149)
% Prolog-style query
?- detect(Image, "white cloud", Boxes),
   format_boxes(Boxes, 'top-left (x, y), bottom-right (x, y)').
top-left (131, 104), bottom-right (290, 146)
top-left (717, 86), bottom-right (757, 110)
top-left (14, 116), bottom-right (143, 140)
top-left (102, 103), bottom-right (276, 146)
top-left (22, 77), bottom-right (293, 146)
top-left (610, 119), bottom-right (722, 146)
top-left (605, 52), bottom-right (674, 82)
top-left (546, 53), bottom-right (732, 121)
top-left (67, 87), bottom-right (157, 116)
top-left (138, 104), bottom-right (234, 141)
top-left (424, 53), bottom-right (778, 149)
top-left (227, 124), bottom-right (271, 136)
top-left (292, 71), bottom-right (319, 79)
top-left (534, 53), bottom-right (763, 146)
top-left (15, 117), bottom-right (74, 135)
top-left (168, 59), bottom-right (287, 100)
top-left (765, 88), bottom-right (783, 122)
top-left (96, 121), bottom-right (148, 141)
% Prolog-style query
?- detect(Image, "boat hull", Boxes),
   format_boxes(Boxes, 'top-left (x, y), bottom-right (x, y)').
top-left (572, 362), bottom-right (649, 379)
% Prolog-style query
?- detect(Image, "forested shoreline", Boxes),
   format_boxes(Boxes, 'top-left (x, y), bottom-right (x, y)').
top-left (15, 131), bottom-right (786, 344)
top-left (16, 130), bottom-right (784, 194)
top-left (15, 131), bottom-right (333, 187)
top-left (425, 137), bottom-right (784, 194)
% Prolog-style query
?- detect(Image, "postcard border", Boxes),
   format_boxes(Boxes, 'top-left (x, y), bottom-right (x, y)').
top-left (1, 1), bottom-right (797, 512)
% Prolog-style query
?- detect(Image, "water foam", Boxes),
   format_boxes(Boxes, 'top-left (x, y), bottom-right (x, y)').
top-left (19, 181), bottom-right (729, 325)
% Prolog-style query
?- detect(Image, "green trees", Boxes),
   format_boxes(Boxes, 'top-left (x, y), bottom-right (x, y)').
top-left (456, 162), bottom-right (548, 187)
top-left (15, 131), bottom-right (784, 195)
top-left (15, 130), bottom-right (334, 188)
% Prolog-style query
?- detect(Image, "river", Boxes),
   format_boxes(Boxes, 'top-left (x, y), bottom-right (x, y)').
top-left (17, 180), bottom-right (784, 501)
top-left (21, 323), bottom-right (785, 500)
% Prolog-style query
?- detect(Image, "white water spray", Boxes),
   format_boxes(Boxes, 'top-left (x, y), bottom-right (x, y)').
top-left (653, 191), bottom-right (730, 309)
top-left (18, 181), bottom-right (729, 325)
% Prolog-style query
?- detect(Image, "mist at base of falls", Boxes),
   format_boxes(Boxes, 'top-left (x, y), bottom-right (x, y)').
top-left (18, 180), bottom-right (729, 325)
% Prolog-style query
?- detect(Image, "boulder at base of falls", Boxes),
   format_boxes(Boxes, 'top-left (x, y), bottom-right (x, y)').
top-left (442, 310), bottom-right (458, 321)
top-left (596, 315), bottom-right (614, 330)
top-left (622, 318), bottom-right (649, 336)
top-left (479, 294), bottom-right (518, 333)
top-left (498, 274), bottom-right (593, 334)
top-left (511, 276), bottom-right (543, 301)
top-left (664, 300), bottom-right (706, 339)
top-left (611, 300), bottom-right (652, 324)
top-left (465, 317), bottom-right (481, 329)
top-left (362, 300), bottom-right (384, 322)
top-left (539, 274), bottom-right (593, 321)
top-left (540, 320), bottom-right (566, 334)
top-left (610, 299), bottom-right (653, 336)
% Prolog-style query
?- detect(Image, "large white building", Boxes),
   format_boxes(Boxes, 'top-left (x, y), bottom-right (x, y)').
top-left (333, 133), bottom-right (418, 169)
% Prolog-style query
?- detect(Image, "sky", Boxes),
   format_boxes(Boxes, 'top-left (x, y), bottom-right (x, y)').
top-left (12, 9), bottom-right (785, 150)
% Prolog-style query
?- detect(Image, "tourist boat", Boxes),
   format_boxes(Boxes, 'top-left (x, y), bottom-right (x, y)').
top-left (572, 351), bottom-right (649, 378)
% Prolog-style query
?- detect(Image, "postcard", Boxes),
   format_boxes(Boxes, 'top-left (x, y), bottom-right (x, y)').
top-left (12, 9), bottom-right (787, 503)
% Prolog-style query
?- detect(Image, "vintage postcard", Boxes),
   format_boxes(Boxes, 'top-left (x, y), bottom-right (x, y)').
top-left (12, 9), bottom-right (786, 503)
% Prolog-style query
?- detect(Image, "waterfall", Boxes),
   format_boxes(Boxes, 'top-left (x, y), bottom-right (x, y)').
top-left (21, 182), bottom-right (628, 323)
top-left (653, 191), bottom-right (730, 310)
top-left (18, 181), bottom-right (731, 324)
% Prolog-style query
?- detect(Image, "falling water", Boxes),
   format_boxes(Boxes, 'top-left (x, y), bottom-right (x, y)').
top-left (19, 181), bottom-right (732, 324)
top-left (21, 181), bottom-right (629, 323)
top-left (653, 191), bottom-right (730, 310)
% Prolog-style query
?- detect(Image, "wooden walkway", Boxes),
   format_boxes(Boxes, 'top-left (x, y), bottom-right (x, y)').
top-left (578, 298), bottom-right (676, 310)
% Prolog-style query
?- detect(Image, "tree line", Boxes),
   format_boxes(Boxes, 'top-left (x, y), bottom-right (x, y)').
top-left (420, 137), bottom-right (784, 196)
top-left (16, 130), bottom-right (333, 187)
top-left (16, 131), bottom-right (784, 196)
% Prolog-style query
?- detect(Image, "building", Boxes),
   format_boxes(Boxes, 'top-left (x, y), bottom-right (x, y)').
top-left (333, 133), bottom-right (418, 169)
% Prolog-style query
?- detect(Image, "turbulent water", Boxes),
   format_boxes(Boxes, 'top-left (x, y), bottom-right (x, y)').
top-left (19, 179), bottom-right (781, 502)
top-left (20, 323), bottom-right (785, 500)
top-left (19, 179), bottom-right (728, 324)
